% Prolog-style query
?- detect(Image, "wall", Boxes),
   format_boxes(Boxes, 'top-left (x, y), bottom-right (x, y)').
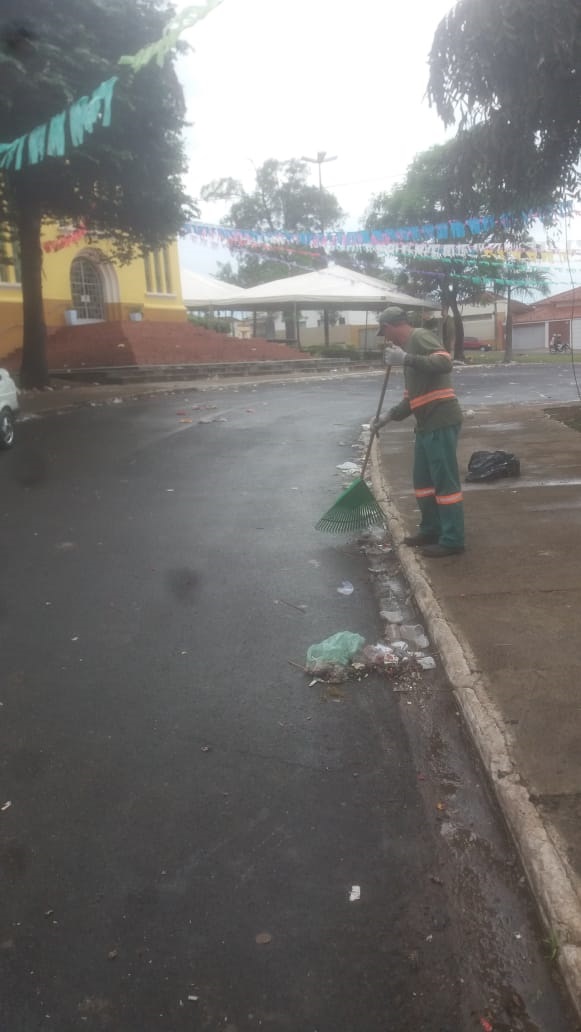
top-left (299, 324), bottom-right (360, 349)
top-left (513, 323), bottom-right (545, 352)
top-left (274, 309), bottom-right (378, 335)
top-left (462, 313), bottom-right (495, 341)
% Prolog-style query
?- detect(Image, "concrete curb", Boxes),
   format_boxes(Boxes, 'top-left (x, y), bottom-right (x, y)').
top-left (19, 368), bottom-right (386, 419)
top-left (369, 442), bottom-right (581, 1016)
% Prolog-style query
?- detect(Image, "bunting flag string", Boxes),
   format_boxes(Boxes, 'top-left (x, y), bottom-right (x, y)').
top-left (0, 1), bottom-right (221, 172)
top-left (119, 1), bottom-right (222, 71)
top-left (185, 216), bottom-right (575, 260)
top-left (42, 226), bottom-right (87, 253)
top-left (0, 77), bottom-right (118, 172)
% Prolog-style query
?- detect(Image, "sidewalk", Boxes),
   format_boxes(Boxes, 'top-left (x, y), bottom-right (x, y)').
top-left (373, 399), bottom-right (581, 1013)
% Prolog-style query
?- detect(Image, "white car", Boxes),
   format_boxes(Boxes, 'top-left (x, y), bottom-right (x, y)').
top-left (0, 368), bottom-right (19, 449)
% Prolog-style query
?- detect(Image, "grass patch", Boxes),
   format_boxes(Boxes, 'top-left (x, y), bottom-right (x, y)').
top-left (545, 404), bottom-right (581, 433)
top-left (543, 929), bottom-right (560, 964)
top-left (464, 351), bottom-right (576, 365)
top-left (513, 353), bottom-right (575, 364)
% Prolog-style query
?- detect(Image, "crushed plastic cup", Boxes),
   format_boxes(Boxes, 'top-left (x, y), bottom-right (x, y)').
top-left (390, 641), bottom-right (409, 655)
top-left (380, 609), bottom-right (405, 624)
top-left (400, 624), bottom-right (430, 649)
top-left (417, 656), bottom-right (436, 671)
top-left (337, 581), bottom-right (354, 596)
top-left (362, 644), bottom-right (399, 669)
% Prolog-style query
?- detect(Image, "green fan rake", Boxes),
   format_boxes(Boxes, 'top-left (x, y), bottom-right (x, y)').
top-left (316, 365), bottom-right (392, 534)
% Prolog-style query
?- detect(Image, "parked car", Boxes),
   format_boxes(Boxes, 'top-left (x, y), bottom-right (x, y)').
top-left (0, 368), bottom-right (19, 449)
top-left (463, 336), bottom-right (493, 352)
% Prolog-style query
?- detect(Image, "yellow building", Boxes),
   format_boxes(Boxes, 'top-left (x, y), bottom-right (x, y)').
top-left (0, 223), bottom-right (186, 360)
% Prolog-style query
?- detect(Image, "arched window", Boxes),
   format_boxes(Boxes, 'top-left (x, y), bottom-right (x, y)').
top-left (70, 257), bottom-right (105, 320)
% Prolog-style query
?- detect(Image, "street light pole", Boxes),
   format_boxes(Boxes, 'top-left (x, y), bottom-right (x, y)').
top-left (302, 152), bottom-right (338, 348)
top-left (301, 151), bottom-right (338, 234)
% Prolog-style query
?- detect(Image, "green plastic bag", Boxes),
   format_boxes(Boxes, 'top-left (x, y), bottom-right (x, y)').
top-left (306, 631), bottom-right (365, 669)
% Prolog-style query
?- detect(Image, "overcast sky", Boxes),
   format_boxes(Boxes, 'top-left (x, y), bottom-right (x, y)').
top-left (174, 0), bottom-right (580, 286)
top-left (175, 0), bottom-right (456, 274)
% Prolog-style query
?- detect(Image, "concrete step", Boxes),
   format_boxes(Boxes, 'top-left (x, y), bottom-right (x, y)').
top-left (49, 359), bottom-right (356, 384)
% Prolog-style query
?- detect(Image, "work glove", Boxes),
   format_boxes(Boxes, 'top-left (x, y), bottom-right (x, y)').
top-left (384, 345), bottom-right (406, 366)
top-left (370, 414), bottom-right (391, 434)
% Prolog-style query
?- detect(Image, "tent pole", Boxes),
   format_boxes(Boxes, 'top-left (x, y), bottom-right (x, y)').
top-left (364, 309), bottom-right (369, 356)
top-left (295, 302), bottom-right (301, 350)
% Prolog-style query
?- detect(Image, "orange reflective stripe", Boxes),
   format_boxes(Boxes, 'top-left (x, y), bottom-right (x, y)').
top-left (436, 492), bottom-right (463, 505)
top-left (409, 388), bottom-right (456, 410)
top-left (415, 487), bottom-right (436, 498)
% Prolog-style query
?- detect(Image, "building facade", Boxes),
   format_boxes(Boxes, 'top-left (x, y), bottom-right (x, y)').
top-left (513, 287), bottom-right (581, 352)
top-left (0, 224), bottom-right (186, 360)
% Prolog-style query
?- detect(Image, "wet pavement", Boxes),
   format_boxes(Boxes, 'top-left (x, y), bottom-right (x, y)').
top-left (1, 371), bottom-right (579, 1030)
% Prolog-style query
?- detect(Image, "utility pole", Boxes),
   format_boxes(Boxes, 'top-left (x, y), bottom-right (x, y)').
top-left (302, 151), bottom-right (337, 347)
top-left (505, 283), bottom-right (513, 363)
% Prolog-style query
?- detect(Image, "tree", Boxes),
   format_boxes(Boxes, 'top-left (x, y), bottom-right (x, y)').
top-left (366, 142), bottom-right (548, 360)
top-left (202, 159), bottom-right (343, 288)
top-left (393, 256), bottom-right (548, 361)
top-left (428, 0), bottom-right (581, 206)
top-left (329, 248), bottom-right (391, 281)
top-left (0, 0), bottom-right (195, 388)
top-left (215, 251), bottom-right (326, 289)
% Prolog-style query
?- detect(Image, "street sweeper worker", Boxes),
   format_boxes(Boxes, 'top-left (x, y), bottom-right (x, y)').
top-left (370, 306), bottom-right (465, 558)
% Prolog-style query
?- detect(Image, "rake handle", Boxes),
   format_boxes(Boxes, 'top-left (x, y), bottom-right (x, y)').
top-left (360, 364), bottom-right (392, 478)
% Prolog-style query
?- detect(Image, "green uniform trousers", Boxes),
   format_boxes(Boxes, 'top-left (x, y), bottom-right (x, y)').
top-left (412, 424), bottom-right (464, 548)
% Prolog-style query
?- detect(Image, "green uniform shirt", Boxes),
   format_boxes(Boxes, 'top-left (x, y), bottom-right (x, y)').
top-left (388, 328), bottom-right (462, 432)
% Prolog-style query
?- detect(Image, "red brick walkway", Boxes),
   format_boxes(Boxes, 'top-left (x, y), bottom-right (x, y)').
top-left (5, 322), bottom-right (311, 370)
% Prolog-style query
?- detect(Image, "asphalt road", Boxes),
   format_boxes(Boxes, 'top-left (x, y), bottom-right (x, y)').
top-left (453, 360), bottom-right (581, 408)
top-left (0, 367), bottom-right (578, 1031)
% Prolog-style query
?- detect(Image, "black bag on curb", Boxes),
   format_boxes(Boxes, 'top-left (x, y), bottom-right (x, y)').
top-left (466, 450), bottom-right (521, 483)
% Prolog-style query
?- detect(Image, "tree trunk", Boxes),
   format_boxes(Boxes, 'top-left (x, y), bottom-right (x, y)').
top-left (17, 200), bottom-right (49, 389)
top-left (450, 297), bottom-right (464, 363)
top-left (504, 286), bottom-right (513, 362)
top-left (323, 308), bottom-right (330, 347)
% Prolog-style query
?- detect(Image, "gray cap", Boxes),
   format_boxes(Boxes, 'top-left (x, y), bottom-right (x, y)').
top-left (378, 305), bottom-right (407, 325)
top-left (376, 306), bottom-right (407, 336)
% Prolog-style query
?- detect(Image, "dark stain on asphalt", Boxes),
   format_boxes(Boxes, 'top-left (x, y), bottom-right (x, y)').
top-left (0, 840), bottom-right (29, 880)
top-left (165, 566), bottom-right (200, 604)
top-left (11, 448), bottom-right (49, 487)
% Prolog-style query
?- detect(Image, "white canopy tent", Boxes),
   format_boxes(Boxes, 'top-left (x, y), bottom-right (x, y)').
top-left (180, 268), bottom-right (247, 308)
top-left (211, 265), bottom-right (436, 313)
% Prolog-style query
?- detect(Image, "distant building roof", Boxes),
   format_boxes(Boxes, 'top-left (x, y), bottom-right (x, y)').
top-left (513, 286), bottom-right (581, 324)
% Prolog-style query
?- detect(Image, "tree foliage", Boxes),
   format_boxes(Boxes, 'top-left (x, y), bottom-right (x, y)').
top-left (0, 0), bottom-right (195, 387)
top-left (428, 0), bottom-right (581, 205)
top-left (203, 159), bottom-right (343, 288)
top-left (366, 139), bottom-right (545, 236)
top-left (367, 142), bottom-right (549, 359)
top-left (329, 248), bottom-right (390, 281)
